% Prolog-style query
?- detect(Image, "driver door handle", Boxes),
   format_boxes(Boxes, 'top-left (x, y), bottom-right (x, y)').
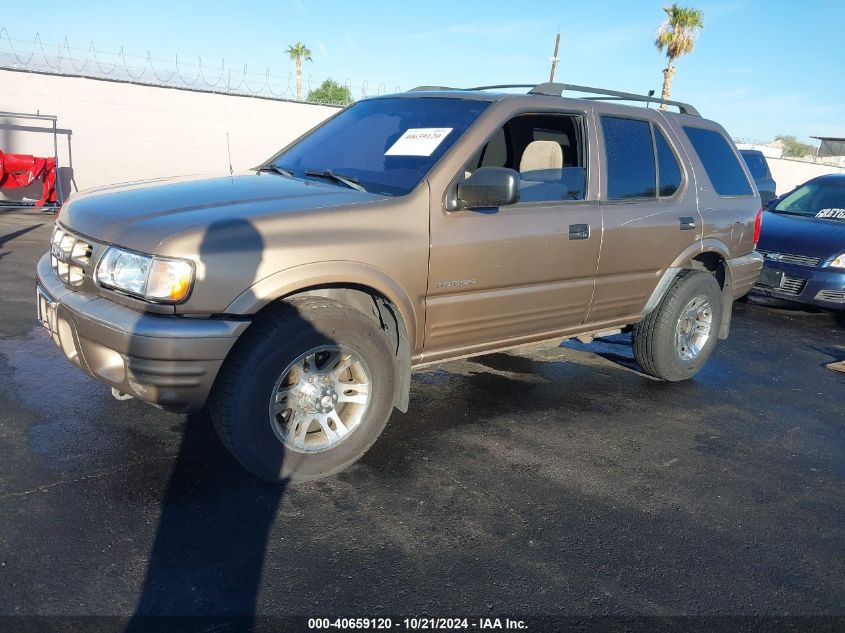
top-left (679, 216), bottom-right (696, 230)
top-left (569, 224), bottom-right (590, 240)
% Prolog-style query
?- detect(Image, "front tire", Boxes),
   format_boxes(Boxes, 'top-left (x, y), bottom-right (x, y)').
top-left (209, 297), bottom-right (396, 483)
top-left (632, 270), bottom-right (723, 381)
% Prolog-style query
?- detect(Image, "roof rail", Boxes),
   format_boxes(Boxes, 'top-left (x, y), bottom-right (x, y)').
top-left (406, 82), bottom-right (700, 116)
top-left (408, 84), bottom-right (535, 93)
top-left (407, 85), bottom-right (458, 92)
top-left (528, 82), bottom-right (700, 116)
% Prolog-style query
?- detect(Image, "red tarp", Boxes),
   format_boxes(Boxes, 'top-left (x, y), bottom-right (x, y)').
top-left (0, 150), bottom-right (57, 206)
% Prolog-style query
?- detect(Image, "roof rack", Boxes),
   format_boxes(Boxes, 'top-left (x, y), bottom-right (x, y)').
top-left (407, 82), bottom-right (700, 117)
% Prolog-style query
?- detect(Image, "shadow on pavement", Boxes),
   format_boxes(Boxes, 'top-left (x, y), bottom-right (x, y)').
top-left (127, 411), bottom-right (286, 629)
top-left (127, 219), bottom-right (294, 631)
top-left (0, 223), bottom-right (44, 247)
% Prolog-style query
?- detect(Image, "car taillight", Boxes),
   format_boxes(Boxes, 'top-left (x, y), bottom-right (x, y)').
top-left (752, 207), bottom-right (762, 245)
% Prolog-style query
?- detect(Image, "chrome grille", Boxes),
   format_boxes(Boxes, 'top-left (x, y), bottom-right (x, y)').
top-left (50, 226), bottom-right (93, 287)
top-left (815, 290), bottom-right (845, 303)
top-left (757, 249), bottom-right (822, 267)
top-left (778, 275), bottom-right (807, 296)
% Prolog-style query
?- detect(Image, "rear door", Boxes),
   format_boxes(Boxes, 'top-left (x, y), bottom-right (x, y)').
top-left (590, 109), bottom-right (701, 322)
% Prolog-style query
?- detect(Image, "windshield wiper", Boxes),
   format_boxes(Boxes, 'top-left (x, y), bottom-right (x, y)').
top-left (771, 209), bottom-right (811, 217)
top-left (256, 164), bottom-right (294, 177)
top-left (304, 169), bottom-right (367, 193)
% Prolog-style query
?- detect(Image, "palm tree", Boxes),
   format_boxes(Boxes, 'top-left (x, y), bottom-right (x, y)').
top-left (285, 42), bottom-right (313, 100)
top-left (654, 4), bottom-right (703, 109)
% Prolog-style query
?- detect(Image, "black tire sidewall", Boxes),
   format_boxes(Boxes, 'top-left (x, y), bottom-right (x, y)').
top-left (647, 272), bottom-right (723, 381)
top-left (220, 303), bottom-right (396, 482)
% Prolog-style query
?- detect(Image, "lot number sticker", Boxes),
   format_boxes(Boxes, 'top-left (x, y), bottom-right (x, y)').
top-left (386, 128), bottom-right (453, 156)
top-left (816, 208), bottom-right (845, 220)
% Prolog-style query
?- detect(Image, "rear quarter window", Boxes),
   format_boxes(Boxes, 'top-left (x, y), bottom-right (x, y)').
top-left (684, 127), bottom-right (753, 196)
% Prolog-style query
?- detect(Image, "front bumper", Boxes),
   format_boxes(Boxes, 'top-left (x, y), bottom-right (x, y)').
top-left (752, 259), bottom-right (845, 310)
top-left (36, 252), bottom-right (250, 412)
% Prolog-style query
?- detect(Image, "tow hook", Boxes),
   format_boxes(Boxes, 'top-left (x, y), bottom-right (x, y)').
top-left (111, 388), bottom-right (133, 401)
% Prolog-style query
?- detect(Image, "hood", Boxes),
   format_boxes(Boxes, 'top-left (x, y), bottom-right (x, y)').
top-left (58, 172), bottom-right (388, 252)
top-left (757, 210), bottom-right (845, 261)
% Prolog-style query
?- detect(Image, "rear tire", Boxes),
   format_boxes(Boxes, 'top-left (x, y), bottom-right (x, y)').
top-left (632, 270), bottom-right (723, 381)
top-left (209, 297), bottom-right (396, 483)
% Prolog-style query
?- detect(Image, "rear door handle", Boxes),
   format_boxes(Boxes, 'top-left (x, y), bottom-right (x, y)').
top-left (569, 223), bottom-right (590, 240)
top-left (679, 216), bottom-right (696, 230)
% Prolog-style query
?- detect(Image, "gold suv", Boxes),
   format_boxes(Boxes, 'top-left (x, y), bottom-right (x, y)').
top-left (37, 83), bottom-right (763, 481)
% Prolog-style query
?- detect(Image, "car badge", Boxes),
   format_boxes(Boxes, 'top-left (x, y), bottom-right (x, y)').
top-left (51, 243), bottom-right (68, 262)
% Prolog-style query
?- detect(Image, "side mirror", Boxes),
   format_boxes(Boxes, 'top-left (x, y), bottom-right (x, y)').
top-left (456, 167), bottom-right (519, 209)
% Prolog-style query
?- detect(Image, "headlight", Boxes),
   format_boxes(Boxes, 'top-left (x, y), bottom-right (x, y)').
top-left (96, 247), bottom-right (194, 303)
top-left (830, 253), bottom-right (845, 269)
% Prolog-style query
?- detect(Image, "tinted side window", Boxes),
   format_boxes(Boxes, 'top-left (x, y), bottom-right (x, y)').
top-left (655, 128), bottom-right (682, 197)
top-left (684, 127), bottom-right (753, 196)
top-left (601, 117), bottom-right (656, 199)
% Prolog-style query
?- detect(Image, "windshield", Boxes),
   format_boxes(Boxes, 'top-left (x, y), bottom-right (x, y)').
top-left (267, 97), bottom-right (490, 196)
top-left (772, 179), bottom-right (845, 220)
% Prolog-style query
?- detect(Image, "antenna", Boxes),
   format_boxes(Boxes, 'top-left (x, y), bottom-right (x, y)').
top-left (548, 33), bottom-right (561, 82)
top-left (226, 132), bottom-right (233, 175)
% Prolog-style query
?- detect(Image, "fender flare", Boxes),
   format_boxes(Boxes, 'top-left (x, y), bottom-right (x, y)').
top-left (225, 260), bottom-right (420, 347)
top-left (647, 239), bottom-right (735, 339)
top-left (669, 238), bottom-right (732, 269)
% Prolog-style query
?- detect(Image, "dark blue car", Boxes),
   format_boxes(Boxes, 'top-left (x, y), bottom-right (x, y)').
top-left (753, 174), bottom-right (845, 310)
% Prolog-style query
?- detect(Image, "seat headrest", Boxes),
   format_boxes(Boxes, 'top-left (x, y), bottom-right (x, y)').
top-left (520, 140), bottom-right (563, 173)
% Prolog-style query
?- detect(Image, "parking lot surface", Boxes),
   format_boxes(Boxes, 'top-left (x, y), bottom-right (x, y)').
top-left (0, 211), bottom-right (843, 624)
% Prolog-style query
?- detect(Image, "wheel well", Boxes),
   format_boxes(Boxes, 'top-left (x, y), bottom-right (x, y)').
top-left (686, 252), bottom-right (726, 289)
top-left (256, 284), bottom-right (412, 412)
top-left (685, 252), bottom-right (733, 339)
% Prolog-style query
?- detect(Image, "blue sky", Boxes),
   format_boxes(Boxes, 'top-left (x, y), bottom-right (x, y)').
top-left (2, 0), bottom-right (843, 142)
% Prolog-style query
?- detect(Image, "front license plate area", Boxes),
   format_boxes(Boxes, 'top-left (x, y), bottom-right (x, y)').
top-left (36, 285), bottom-right (57, 333)
top-left (758, 268), bottom-right (784, 288)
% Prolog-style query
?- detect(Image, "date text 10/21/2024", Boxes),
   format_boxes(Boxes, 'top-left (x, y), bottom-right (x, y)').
top-left (307, 617), bottom-right (528, 630)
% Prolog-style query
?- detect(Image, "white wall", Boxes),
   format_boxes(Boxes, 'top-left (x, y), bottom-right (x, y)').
top-left (5, 69), bottom-right (843, 203)
top-left (0, 69), bottom-right (338, 202)
top-left (767, 157), bottom-right (845, 195)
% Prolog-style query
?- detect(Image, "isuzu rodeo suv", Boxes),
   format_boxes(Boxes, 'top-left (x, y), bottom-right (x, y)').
top-left (36, 82), bottom-right (764, 482)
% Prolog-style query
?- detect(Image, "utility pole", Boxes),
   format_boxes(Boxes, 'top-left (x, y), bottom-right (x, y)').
top-left (548, 33), bottom-right (560, 82)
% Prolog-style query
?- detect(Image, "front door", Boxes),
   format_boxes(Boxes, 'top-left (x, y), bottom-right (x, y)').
top-left (423, 110), bottom-right (602, 360)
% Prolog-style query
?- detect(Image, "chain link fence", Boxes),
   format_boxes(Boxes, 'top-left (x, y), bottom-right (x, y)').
top-left (0, 28), bottom-right (401, 105)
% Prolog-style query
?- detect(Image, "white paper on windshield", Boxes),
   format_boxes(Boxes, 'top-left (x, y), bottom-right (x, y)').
top-left (816, 208), bottom-right (845, 220)
top-left (385, 128), bottom-right (453, 156)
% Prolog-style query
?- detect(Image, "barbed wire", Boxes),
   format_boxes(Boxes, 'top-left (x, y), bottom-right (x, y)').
top-left (0, 28), bottom-right (402, 105)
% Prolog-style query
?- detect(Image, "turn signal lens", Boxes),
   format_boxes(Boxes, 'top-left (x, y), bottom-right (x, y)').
top-left (146, 258), bottom-right (195, 302)
top-left (752, 207), bottom-right (763, 245)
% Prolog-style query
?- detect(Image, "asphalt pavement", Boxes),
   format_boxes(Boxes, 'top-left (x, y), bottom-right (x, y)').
top-left (0, 210), bottom-right (843, 630)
